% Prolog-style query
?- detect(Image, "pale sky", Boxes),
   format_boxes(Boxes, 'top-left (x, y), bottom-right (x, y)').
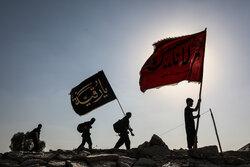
top-left (1, 0), bottom-right (250, 153)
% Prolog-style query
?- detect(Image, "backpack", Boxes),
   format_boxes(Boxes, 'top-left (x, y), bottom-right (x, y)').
top-left (113, 119), bottom-right (123, 133)
top-left (77, 123), bottom-right (86, 133)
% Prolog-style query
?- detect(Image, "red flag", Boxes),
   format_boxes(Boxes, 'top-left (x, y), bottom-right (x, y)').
top-left (139, 29), bottom-right (206, 92)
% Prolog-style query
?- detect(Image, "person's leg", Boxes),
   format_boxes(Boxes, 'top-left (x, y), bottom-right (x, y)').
top-left (114, 134), bottom-right (125, 149)
top-left (32, 138), bottom-right (39, 152)
top-left (77, 137), bottom-right (86, 150)
top-left (124, 134), bottom-right (131, 150)
top-left (187, 128), bottom-right (195, 149)
top-left (86, 135), bottom-right (92, 149)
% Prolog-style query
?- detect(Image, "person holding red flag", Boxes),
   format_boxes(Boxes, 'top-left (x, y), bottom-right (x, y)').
top-left (184, 98), bottom-right (201, 149)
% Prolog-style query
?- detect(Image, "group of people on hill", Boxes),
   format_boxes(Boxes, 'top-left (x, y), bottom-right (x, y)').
top-left (30, 98), bottom-right (201, 152)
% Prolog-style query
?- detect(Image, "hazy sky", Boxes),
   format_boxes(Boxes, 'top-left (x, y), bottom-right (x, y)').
top-left (1, 0), bottom-right (250, 153)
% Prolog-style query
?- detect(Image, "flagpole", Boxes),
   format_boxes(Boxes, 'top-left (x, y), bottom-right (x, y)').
top-left (210, 108), bottom-right (223, 154)
top-left (194, 79), bottom-right (203, 148)
top-left (116, 98), bottom-right (126, 116)
top-left (116, 98), bottom-right (135, 136)
top-left (194, 28), bottom-right (207, 148)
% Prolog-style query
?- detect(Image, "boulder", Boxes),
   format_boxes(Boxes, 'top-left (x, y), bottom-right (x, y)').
top-left (137, 135), bottom-right (171, 159)
top-left (117, 155), bottom-right (136, 167)
top-left (22, 152), bottom-right (56, 161)
top-left (89, 161), bottom-right (117, 167)
top-left (188, 145), bottom-right (219, 159)
top-left (223, 150), bottom-right (250, 161)
top-left (5, 151), bottom-right (23, 162)
top-left (56, 153), bottom-right (73, 160)
top-left (134, 158), bottom-right (157, 167)
top-left (72, 152), bottom-right (88, 160)
top-left (0, 159), bottom-right (20, 167)
top-left (86, 154), bottom-right (119, 162)
top-left (238, 143), bottom-right (250, 151)
top-left (21, 159), bottom-right (47, 166)
top-left (65, 160), bottom-right (89, 167)
top-left (149, 134), bottom-right (167, 147)
top-left (48, 160), bottom-right (65, 167)
top-left (223, 156), bottom-right (246, 165)
top-left (139, 145), bottom-right (171, 158)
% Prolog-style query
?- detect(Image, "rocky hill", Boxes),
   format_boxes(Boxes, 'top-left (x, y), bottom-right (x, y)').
top-left (1, 134), bottom-right (250, 167)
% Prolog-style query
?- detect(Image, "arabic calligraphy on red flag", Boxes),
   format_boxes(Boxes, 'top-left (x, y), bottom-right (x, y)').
top-left (70, 71), bottom-right (116, 116)
top-left (139, 29), bottom-right (206, 92)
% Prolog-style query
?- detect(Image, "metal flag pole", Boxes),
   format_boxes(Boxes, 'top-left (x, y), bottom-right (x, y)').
top-left (116, 98), bottom-right (126, 116)
top-left (210, 108), bottom-right (223, 154)
top-left (193, 80), bottom-right (203, 149)
top-left (194, 28), bottom-right (207, 148)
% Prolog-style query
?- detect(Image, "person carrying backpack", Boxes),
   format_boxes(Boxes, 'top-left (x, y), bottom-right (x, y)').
top-left (77, 118), bottom-right (95, 150)
top-left (114, 112), bottom-right (134, 150)
top-left (30, 124), bottom-right (42, 152)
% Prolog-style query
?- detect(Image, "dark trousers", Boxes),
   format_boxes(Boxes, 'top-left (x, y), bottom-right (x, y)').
top-left (31, 138), bottom-right (39, 152)
top-left (114, 132), bottom-right (130, 150)
top-left (186, 127), bottom-right (196, 149)
top-left (78, 134), bottom-right (92, 149)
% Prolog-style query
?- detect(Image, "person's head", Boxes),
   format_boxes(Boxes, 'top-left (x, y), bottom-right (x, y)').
top-left (186, 98), bottom-right (194, 107)
top-left (126, 112), bottom-right (132, 119)
top-left (90, 118), bottom-right (96, 123)
top-left (38, 124), bottom-right (42, 129)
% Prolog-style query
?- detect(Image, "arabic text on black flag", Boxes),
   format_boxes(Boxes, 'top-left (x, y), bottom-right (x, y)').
top-left (70, 71), bottom-right (116, 116)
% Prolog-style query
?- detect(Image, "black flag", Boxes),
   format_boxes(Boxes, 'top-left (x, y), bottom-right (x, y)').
top-left (70, 70), bottom-right (116, 116)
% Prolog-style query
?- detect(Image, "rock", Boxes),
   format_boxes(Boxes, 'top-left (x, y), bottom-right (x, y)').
top-left (139, 145), bottom-right (171, 158)
top-left (223, 150), bottom-right (250, 161)
top-left (22, 152), bottom-right (56, 161)
top-left (56, 153), bottom-right (73, 160)
top-left (72, 152), bottom-right (88, 160)
top-left (207, 156), bottom-right (225, 165)
top-left (149, 134), bottom-right (167, 147)
top-left (224, 156), bottom-right (246, 165)
top-left (0, 159), bottom-right (20, 167)
top-left (162, 162), bottom-right (181, 167)
top-left (188, 145), bottom-right (219, 159)
top-left (66, 160), bottom-right (89, 167)
top-left (117, 155), bottom-right (136, 167)
top-left (137, 142), bottom-right (150, 150)
top-left (90, 161), bottom-right (117, 167)
top-left (6, 151), bottom-right (23, 162)
top-left (238, 143), bottom-right (250, 151)
top-left (26, 164), bottom-right (40, 167)
top-left (137, 135), bottom-right (170, 159)
top-left (134, 158), bottom-right (157, 167)
top-left (21, 159), bottom-right (47, 167)
top-left (86, 154), bottom-right (119, 162)
top-left (2, 141), bottom-right (250, 167)
top-left (48, 160), bottom-right (65, 167)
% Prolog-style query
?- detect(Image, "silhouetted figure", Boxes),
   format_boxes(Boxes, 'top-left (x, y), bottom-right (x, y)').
top-left (77, 118), bottom-right (95, 150)
top-left (184, 98), bottom-right (201, 149)
top-left (30, 124), bottom-right (42, 152)
top-left (114, 112), bottom-right (134, 150)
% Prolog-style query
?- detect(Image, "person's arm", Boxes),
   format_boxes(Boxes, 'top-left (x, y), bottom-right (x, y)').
top-left (191, 99), bottom-right (201, 119)
top-left (194, 99), bottom-right (201, 111)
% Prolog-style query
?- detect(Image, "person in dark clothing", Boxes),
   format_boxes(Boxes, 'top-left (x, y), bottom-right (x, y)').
top-left (184, 98), bottom-right (201, 149)
top-left (30, 124), bottom-right (42, 152)
top-left (114, 112), bottom-right (134, 150)
top-left (77, 118), bottom-right (95, 150)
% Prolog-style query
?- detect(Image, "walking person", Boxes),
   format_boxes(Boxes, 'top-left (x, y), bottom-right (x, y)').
top-left (77, 118), bottom-right (96, 150)
top-left (30, 124), bottom-right (42, 152)
top-left (184, 98), bottom-right (201, 149)
top-left (114, 112), bottom-right (134, 150)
